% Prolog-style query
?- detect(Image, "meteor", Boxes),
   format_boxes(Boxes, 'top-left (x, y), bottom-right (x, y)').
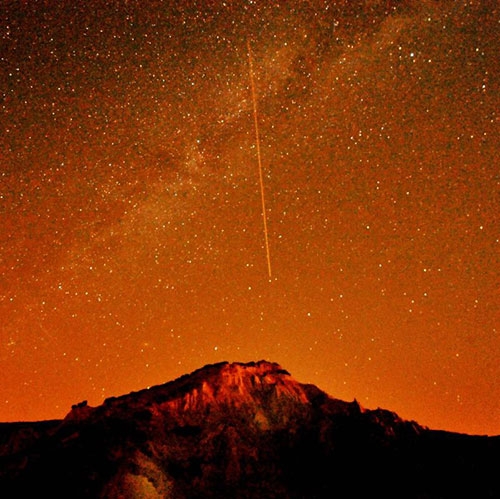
top-left (247, 40), bottom-right (272, 280)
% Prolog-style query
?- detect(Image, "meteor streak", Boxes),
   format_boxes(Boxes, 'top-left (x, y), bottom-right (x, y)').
top-left (247, 40), bottom-right (272, 279)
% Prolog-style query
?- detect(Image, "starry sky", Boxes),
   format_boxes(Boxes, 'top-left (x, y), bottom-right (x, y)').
top-left (1, 0), bottom-right (499, 435)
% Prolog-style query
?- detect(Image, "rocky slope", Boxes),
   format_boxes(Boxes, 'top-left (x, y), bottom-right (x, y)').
top-left (0, 361), bottom-right (499, 498)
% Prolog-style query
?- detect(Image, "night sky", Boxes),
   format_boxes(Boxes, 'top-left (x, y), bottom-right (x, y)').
top-left (1, 1), bottom-right (499, 435)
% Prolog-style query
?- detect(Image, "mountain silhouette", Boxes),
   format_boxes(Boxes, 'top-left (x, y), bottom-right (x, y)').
top-left (0, 360), bottom-right (499, 498)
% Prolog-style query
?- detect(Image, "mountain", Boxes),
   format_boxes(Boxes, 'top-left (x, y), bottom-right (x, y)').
top-left (0, 361), bottom-right (499, 498)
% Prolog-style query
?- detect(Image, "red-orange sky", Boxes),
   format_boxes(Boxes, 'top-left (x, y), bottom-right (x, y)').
top-left (1, 1), bottom-right (499, 435)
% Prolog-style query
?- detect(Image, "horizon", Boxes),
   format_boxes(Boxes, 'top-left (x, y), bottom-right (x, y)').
top-left (1, 358), bottom-right (498, 438)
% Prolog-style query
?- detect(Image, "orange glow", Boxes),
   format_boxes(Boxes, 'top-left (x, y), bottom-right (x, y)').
top-left (1, 1), bottom-right (498, 435)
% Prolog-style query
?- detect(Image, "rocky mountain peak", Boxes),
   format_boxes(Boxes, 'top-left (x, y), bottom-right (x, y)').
top-left (65, 361), bottom-right (311, 423)
top-left (169, 360), bottom-right (311, 413)
top-left (186, 360), bottom-right (309, 403)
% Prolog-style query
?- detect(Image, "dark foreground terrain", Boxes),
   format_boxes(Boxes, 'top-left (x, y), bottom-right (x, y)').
top-left (1, 361), bottom-right (499, 498)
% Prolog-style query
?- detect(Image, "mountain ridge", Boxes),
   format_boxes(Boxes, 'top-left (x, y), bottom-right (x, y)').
top-left (1, 360), bottom-right (499, 498)
top-left (66, 360), bottom-right (419, 434)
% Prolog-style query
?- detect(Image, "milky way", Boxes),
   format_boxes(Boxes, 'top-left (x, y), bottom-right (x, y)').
top-left (1, 1), bottom-right (499, 435)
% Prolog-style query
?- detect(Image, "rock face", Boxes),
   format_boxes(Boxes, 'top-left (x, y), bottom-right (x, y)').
top-left (0, 360), bottom-right (499, 498)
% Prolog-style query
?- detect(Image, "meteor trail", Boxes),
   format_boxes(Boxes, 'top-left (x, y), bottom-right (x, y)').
top-left (247, 40), bottom-right (272, 279)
